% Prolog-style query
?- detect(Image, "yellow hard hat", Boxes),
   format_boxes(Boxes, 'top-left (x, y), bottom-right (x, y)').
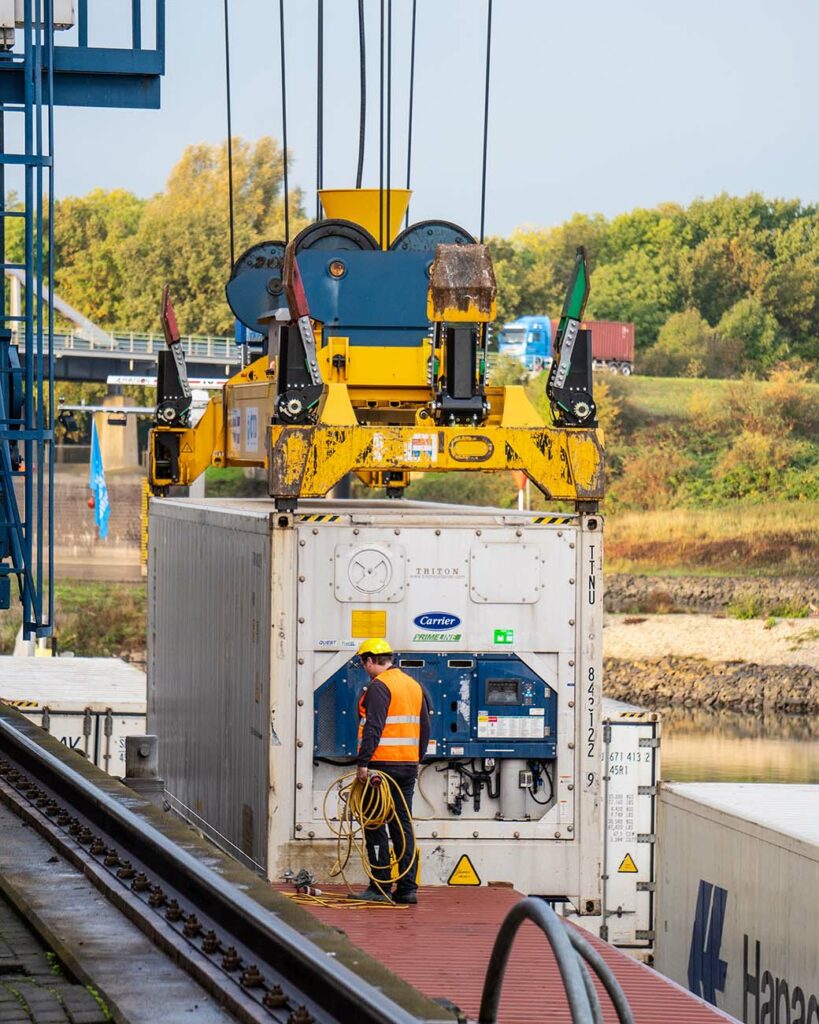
top-left (356, 638), bottom-right (393, 657)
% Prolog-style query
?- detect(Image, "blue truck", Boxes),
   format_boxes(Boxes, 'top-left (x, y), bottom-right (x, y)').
top-left (497, 315), bottom-right (635, 374)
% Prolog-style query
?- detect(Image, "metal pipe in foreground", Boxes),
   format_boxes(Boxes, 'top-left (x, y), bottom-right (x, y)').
top-left (478, 897), bottom-right (593, 1023)
top-left (478, 897), bottom-right (635, 1024)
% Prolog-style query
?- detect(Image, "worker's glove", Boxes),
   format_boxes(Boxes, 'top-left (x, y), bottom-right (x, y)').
top-left (356, 765), bottom-right (369, 784)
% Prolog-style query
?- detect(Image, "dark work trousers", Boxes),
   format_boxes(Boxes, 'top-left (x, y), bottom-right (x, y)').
top-left (363, 763), bottom-right (418, 896)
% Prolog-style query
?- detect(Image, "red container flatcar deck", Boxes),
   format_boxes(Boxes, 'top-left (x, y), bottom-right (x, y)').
top-left (280, 885), bottom-right (737, 1024)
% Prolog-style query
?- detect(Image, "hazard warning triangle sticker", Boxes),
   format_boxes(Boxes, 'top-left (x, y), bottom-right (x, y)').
top-left (447, 854), bottom-right (481, 886)
top-left (181, 442), bottom-right (193, 454)
top-left (618, 853), bottom-right (638, 873)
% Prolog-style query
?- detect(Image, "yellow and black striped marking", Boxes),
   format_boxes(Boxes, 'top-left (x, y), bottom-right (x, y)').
top-left (532, 515), bottom-right (574, 526)
top-left (297, 513), bottom-right (341, 523)
top-left (1, 699), bottom-right (39, 709)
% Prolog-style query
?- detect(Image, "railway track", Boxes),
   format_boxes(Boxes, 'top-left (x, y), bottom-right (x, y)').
top-left (0, 706), bottom-right (450, 1024)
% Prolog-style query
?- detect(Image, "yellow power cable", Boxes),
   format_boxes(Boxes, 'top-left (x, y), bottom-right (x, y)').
top-left (321, 770), bottom-right (418, 898)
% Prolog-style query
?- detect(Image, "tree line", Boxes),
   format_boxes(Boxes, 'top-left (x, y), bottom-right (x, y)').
top-left (12, 136), bottom-right (818, 377)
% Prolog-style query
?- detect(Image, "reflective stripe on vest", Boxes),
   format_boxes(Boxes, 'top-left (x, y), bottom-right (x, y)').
top-left (358, 667), bottom-right (423, 763)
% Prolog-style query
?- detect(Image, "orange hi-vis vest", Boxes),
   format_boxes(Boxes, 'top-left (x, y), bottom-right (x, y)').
top-left (358, 667), bottom-right (423, 763)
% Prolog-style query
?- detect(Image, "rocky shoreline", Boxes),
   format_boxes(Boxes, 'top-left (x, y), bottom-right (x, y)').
top-left (604, 574), bottom-right (818, 615)
top-left (604, 656), bottom-right (819, 714)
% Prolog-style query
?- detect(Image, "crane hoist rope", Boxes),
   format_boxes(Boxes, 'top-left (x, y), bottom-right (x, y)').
top-left (149, 5), bottom-right (601, 510)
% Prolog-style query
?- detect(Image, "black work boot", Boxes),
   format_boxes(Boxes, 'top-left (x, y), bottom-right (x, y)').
top-left (357, 885), bottom-right (392, 902)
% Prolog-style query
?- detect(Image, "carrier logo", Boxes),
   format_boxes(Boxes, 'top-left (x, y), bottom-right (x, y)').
top-left (688, 879), bottom-right (728, 1006)
top-left (413, 612), bottom-right (461, 631)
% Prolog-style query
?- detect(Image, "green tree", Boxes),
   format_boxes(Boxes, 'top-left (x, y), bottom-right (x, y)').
top-left (489, 213), bottom-right (608, 324)
top-left (716, 297), bottom-right (785, 375)
top-left (488, 353), bottom-right (531, 386)
top-left (586, 250), bottom-right (681, 348)
top-left (678, 231), bottom-right (770, 326)
top-left (53, 189), bottom-right (145, 326)
top-left (120, 137), bottom-right (306, 335)
top-left (640, 309), bottom-right (713, 377)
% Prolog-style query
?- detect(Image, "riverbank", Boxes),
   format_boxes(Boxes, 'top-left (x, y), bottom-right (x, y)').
top-left (604, 655), bottom-right (819, 713)
top-left (604, 573), bottom-right (818, 615)
top-left (603, 611), bottom-right (819, 713)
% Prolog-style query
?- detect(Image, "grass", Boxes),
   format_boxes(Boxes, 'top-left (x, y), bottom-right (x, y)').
top-left (789, 627), bottom-right (819, 651)
top-left (0, 580), bottom-right (146, 658)
top-left (606, 501), bottom-right (819, 576)
top-left (614, 374), bottom-right (819, 421)
top-left (728, 595), bottom-right (810, 619)
top-left (617, 376), bottom-right (733, 419)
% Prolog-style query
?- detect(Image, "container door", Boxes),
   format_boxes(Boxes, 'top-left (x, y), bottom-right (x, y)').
top-left (104, 712), bottom-right (149, 776)
top-left (602, 711), bottom-right (660, 952)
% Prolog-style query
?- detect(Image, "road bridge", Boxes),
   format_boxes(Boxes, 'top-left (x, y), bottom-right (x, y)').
top-left (18, 330), bottom-right (240, 383)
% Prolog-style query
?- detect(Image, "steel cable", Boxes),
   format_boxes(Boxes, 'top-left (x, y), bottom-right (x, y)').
top-left (479, 0), bottom-right (493, 243)
top-left (316, 0), bottom-right (324, 220)
top-left (378, 0), bottom-right (384, 247)
top-left (222, 0), bottom-right (235, 267)
top-left (278, 0), bottom-right (290, 243)
top-left (355, 0), bottom-right (366, 188)
top-left (404, 0), bottom-right (417, 228)
top-left (385, 0), bottom-right (392, 245)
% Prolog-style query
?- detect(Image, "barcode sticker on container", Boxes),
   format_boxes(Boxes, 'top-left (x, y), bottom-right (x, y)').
top-left (477, 714), bottom-right (545, 739)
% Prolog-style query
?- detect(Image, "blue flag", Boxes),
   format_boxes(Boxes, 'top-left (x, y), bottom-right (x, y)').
top-left (89, 418), bottom-right (110, 540)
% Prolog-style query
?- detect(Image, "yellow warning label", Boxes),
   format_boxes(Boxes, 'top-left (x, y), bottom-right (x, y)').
top-left (447, 854), bottom-right (481, 886)
top-left (351, 609), bottom-right (387, 638)
top-left (618, 853), bottom-right (638, 874)
top-left (181, 442), bottom-right (193, 454)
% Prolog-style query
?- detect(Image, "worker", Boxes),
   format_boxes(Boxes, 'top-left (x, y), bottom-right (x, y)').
top-left (355, 638), bottom-right (430, 904)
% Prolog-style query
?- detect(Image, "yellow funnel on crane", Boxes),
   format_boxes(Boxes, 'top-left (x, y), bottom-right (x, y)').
top-left (318, 188), bottom-right (411, 248)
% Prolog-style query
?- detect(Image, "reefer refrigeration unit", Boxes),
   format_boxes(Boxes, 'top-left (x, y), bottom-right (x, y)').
top-left (148, 497), bottom-right (605, 914)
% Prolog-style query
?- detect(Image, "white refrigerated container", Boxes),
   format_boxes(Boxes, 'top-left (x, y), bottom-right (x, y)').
top-left (0, 656), bottom-right (146, 776)
top-left (148, 497), bottom-right (605, 912)
top-left (656, 783), bottom-right (819, 1023)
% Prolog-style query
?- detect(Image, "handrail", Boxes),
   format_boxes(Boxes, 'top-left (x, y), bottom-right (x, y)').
top-left (478, 897), bottom-right (634, 1024)
top-left (16, 329), bottom-right (240, 363)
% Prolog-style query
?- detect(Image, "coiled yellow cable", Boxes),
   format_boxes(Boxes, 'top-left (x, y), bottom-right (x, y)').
top-left (322, 771), bottom-right (417, 894)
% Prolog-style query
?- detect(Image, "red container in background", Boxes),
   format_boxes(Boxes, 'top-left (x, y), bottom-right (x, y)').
top-left (550, 320), bottom-right (635, 365)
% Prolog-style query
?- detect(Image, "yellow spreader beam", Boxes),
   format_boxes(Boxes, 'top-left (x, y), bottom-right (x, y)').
top-left (268, 422), bottom-right (604, 503)
top-left (147, 189), bottom-right (606, 509)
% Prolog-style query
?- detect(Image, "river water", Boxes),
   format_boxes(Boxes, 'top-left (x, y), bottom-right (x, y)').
top-left (661, 707), bottom-right (819, 783)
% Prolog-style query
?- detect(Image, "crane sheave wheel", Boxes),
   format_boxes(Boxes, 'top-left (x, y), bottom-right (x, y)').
top-left (225, 239), bottom-right (286, 331)
top-left (390, 219), bottom-right (476, 252)
top-left (293, 219), bottom-right (379, 252)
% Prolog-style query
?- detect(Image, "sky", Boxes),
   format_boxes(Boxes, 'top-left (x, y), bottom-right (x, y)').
top-left (44, 0), bottom-right (819, 238)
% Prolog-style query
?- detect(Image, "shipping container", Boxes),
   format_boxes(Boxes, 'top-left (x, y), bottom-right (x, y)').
top-left (0, 656), bottom-right (146, 775)
top-left (601, 699), bottom-right (660, 953)
top-left (655, 783), bottom-right (819, 1023)
top-left (148, 497), bottom-right (606, 912)
top-left (562, 699), bottom-right (661, 957)
top-left (551, 319), bottom-right (636, 367)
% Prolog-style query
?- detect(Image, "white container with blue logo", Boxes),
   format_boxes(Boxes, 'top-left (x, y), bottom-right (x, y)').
top-left (656, 783), bottom-right (819, 1022)
top-left (149, 497), bottom-right (613, 921)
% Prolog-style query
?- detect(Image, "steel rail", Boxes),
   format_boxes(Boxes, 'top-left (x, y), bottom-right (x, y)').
top-left (0, 714), bottom-right (438, 1024)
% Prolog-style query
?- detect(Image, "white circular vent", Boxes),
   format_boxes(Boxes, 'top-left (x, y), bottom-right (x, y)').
top-left (348, 547), bottom-right (393, 594)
